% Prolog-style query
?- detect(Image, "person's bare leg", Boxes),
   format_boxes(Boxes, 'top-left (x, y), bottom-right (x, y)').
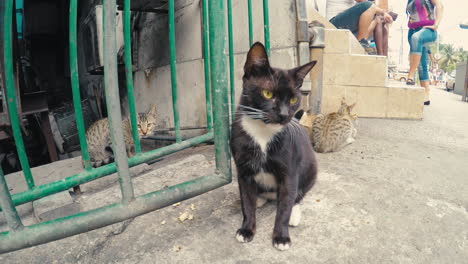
top-left (357, 5), bottom-right (377, 40)
top-left (407, 54), bottom-right (421, 80)
top-left (383, 23), bottom-right (389, 56)
top-left (374, 23), bottom-right (384, 55)
top-left (421, 81), bottom-right (430, 101)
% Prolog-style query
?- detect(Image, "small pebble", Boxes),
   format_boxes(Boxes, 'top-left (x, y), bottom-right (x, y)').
top-left (173, 245), bottom-right (182, 252)
top-left (179, 212), bottom-right (190, 222)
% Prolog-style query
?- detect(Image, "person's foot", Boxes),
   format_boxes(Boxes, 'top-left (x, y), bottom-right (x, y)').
top-left (406, 78), bottom-right (416, 85)
top-left (359, 39), bottom-right (375, 54)
top-left (424, 101), bottom-right (430, 105)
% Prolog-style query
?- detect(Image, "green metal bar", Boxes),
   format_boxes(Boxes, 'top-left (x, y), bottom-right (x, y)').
top-left (247, 0), bottom-right (253, 46)
top-left (0, 166), bottom-right (24, 231)
top-left (69, 0), bottom-right (92, 170)
top-left (201, 0), bottom-right (212, 131)
top-left (0, 0), bottom-right (233, 253)
top-left (227, 0), bottom-right (235, 121)
top-left (123, 0), bottom-right (142, 153)
top-left (0, 172), bottom-right (229, 253)
top-left (0, 133), bottom-right (213, 210)
top-left (168, 0), bottom-right (181, 143)
top-left (2, 0), bottom-right (34, 189)
top-left (103, 0), bottom-right (134, 203)
top-left (209, 0), bottom-right (231, 177)
top-left (262, 0), bottom-right (270, 55)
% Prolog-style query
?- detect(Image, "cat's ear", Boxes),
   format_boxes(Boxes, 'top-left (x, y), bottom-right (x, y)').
top-left (147, 104), bottom-right (157, 116)
top-left (348, 103), bottom-right (356, 111)
top-left (244, 42), bottom-right (270, 73)
top-left (294, 109), bottom-right (305, 120)
top-left (291, 60), bottom-right (317, 88)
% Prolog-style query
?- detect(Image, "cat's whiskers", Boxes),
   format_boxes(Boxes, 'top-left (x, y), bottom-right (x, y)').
top-left (237, 104), bottom-right (265, 113)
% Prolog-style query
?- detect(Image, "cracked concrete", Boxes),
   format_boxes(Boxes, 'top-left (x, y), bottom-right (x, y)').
top-left (1, 87), bottom-right (468, 263)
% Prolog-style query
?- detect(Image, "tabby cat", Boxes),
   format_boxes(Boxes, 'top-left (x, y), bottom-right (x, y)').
top-left (310, 99), bottom-right (357, 153)
top-left (86, 104), bottom-right (157, 167)
top-left (231, 42), bottom-right (318, 251)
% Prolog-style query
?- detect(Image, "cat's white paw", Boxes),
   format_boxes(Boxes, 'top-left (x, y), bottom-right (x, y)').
top-left (236, 233), bottom-right (247, 243)
top-left (256, 197), bottom-right (267, 208)
top-left (289, 204), bottom-right (301, 227)
top-left (274, 242), bottom-right (290, 251)
top-left (346, 137), bottom-right (355, 144)
top-left (236, 229), bottom-right (254, 243)
top-left (273, 237), bottom-right (291, 251)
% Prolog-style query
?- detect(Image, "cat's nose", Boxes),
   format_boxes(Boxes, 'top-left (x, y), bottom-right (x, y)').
top-left (278, 113), bottom-right (288, 123)
top-left (278, 106), bottom-right (289, 123)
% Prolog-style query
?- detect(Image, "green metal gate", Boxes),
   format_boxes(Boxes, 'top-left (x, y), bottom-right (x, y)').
top-left (0, 0), bottom-right (271, 253)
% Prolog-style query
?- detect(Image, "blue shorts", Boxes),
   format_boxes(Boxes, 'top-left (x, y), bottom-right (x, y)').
top-left (329, 2), bottom-right (373, 34)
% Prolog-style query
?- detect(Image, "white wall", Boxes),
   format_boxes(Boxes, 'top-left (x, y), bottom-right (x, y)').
top-left (133, 0), bottom-right (300, 135)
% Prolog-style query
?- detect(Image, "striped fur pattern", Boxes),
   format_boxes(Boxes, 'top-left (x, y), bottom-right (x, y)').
top-left (310, 99), bottom-right (357, 153)
top-left (85, 104), bottom-right (157, 167)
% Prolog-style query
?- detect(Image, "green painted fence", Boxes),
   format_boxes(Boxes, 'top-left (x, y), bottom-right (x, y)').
top-left (0, 0), bottom-right (270, 253)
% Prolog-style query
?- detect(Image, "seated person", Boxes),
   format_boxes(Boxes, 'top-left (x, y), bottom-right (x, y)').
top-left (369, 0), bottom-right (397, 56)
top-left (370, 11), bottom-right (398, 56)
top-left (326, 0), bottom-right (393, 49)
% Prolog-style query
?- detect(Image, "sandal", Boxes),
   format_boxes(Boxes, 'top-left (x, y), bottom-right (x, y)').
top-left (406, 79), bottom-right (415, 85)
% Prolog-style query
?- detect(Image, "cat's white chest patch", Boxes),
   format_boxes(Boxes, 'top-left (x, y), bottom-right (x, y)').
top-left (254, 170), bottom-right (277, 189)
top-left (241, 116), bottom-right (284, 153)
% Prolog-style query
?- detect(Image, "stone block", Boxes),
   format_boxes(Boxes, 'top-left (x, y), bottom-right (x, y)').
top-left (349, 85), bottom-right (389, 118)
top-left (324, 29), bottom-right (365, 55)
top-left (321, 85), bottom-right (346, 114)
top-left (320, 82), bottom-right (425, 119)
top-left (33, 191), bottom-right (80, 222)
top-left (387, 85), bottom-right (425, 119)
top-left (323, 53), bottom-right (387, 87)
top-left (349, 37), bottom-right (366, 55)
top-left (324, 29), bottom-right (352, 54)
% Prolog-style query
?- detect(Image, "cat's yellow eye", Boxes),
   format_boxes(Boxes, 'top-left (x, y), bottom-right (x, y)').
top-left (290, 97), bottom-right (298, 104)
top-left (262, 90), bottom-right (273, 99)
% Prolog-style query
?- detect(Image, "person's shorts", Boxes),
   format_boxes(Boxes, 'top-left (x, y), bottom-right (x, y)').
top-left (329, 2), bottom-right (373, 34)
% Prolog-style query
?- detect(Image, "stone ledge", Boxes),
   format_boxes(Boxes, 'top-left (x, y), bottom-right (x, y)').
top-left (322, 84), bottom-right (425, 120)
top-left (324, 29), bottom-right (366, 55)
top-left (323, 53), bottom-right (388, 87)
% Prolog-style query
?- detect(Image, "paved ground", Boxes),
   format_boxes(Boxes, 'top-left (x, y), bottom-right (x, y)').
top-left (1, 87), bottom-right (468, 263)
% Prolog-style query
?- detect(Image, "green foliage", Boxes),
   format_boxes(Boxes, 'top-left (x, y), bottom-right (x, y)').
top-left (437, 43), bottom-right (467, 72)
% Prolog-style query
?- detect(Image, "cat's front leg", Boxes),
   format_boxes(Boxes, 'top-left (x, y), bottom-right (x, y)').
top-left (236, 176), bottom-right (258, 243)
top-left (272, 177), bottom-right (297, 251)
top-left (126, 144), bottom-right (136, 157)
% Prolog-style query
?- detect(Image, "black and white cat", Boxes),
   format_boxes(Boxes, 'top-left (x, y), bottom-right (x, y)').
top-left (230, 42), bottom-right (318, 251)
